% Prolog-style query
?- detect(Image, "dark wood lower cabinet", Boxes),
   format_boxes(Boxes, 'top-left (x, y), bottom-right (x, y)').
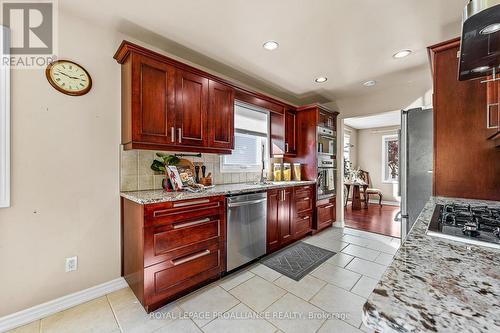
top-left (315, 197), bottom-right (336, 232)
top-left (122, 196), bottom-right (225, 312)
top-left (266, 185), bottom-right (314, 254)
top-left (121, 184), bottom-right (322, 312)
top-left (266, 189), bottom-right (281, 253)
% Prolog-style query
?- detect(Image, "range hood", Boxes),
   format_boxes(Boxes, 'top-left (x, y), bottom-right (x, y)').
top-left (458, 0), bottom-right (500, 81)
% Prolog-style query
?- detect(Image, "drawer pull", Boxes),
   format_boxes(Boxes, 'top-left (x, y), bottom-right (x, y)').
top-left (173, 199), bottom-right (210, 208)
top-left (172, 250), bottom-right (211, 266)
top-left (173, 218), bottom-right (211, 229)
top-left (324, 205), bottom-right (334, 209)
top-left (302, 216), bottom-right (310, 220)
top-left (303, 197), bottom-right (310, 201)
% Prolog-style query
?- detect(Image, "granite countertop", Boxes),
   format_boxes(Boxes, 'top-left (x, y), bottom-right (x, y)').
top-left (121, 180), bottom-right (316, 204)
top-left (363, 197), bottom-right (500, 333)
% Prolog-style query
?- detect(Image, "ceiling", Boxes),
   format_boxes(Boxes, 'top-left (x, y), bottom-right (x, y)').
top-left (344, 111), bottom-right (401, 129)
top-left (60, 0), bottom-right (467, 112)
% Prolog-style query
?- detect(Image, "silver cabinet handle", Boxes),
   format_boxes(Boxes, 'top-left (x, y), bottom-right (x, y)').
top-left (324, 204), bottom-right (334, 209)
top-left (303, 197), bottom-right (310, 201)
top-left (302, 216), bottom-right (309, 220)
top-left (171, 127), bottom-right (175, 143)
top-left (173, 199), bottom-right (210, 208)
top-left (178, 128), bottom-right (182, 143)
top-left (172, 250), bottom-right (210, 266)
top-left (285, 143), bottom-right (289, 153)
top-left (173, 218), bottom-right (211, 229)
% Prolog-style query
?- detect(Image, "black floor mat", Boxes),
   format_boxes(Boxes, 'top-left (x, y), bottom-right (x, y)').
top-left (261, 242), bottom-right (335, 281)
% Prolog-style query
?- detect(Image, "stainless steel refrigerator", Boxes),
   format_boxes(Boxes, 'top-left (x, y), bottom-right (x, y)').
top-left (399, 108), bottom-right (433, 238)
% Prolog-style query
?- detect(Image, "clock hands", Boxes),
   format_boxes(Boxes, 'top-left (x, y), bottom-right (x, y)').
top-left (56, 70), bottom-right (81, 80)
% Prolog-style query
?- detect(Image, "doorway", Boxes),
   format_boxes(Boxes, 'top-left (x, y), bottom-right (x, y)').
top-left (342, 111), bottom-right (401, 238)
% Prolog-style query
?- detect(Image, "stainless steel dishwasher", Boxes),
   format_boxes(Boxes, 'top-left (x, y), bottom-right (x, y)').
top-left (226, 192), bottom-right (267, 271)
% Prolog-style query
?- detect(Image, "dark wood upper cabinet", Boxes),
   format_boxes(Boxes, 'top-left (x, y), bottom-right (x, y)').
top-left (175, 70), bottom-right (209, 147)
top-left (270, 112), bottom-right (285, 156)
top-left (285, 109), bottom-right (297, 156)
top-left (318, 109), bottom-right (336, 130)
top-left (428, 38), bottom-right (500, 201)
top-left (115, 41), bottom-right (236, 154)
top-left (129, 54), bottom-right (176, 145)
top-left (208, 80), bottom-right (235, 150)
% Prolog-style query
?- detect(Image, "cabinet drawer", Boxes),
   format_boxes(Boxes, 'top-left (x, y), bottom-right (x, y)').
top-left (144, 196), bottom-right (224, 227)
top-left (294, 214), bottom-right (312, 237)
top-left (294, 185), bottom-right (314, 197)
top-left (295, 195), bottom-right (313, 214)
top-left (317, 202), bottom-right (335, 226)
top-left (144, 215), bottom-right (223, 267)
top-left (144, 242), bottom-right (221, 306)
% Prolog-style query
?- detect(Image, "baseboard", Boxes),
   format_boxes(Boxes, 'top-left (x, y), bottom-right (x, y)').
top-left (0, 277), bottom-right (128, 332)
top-left (368, 199), bottom-right (400, 206)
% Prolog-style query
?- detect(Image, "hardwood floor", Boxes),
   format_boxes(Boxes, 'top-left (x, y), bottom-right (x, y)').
top-left (344, 204), bottom-right (401, 238)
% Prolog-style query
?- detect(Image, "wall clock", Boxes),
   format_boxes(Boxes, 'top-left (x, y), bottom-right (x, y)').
top-left (45, 60), bottom-right (92, 96)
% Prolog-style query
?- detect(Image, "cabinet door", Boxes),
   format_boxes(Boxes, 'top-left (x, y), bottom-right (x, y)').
top-left (132, 55), bottom-right (176, 144)
top-left (318, 110), bottom-right (335, 130)
top-left (176, 70), bottom-right (209, 147)
top-left (208, 80), bottom-right (235, 149)
top-left (279, 188), bottom-right (293, 245)
top-left (285, 110), bottom-right (297, 155)
top-left (267, 190), bottom-right (281, 253)
top-left (270, 112), bottom-right (285, 156)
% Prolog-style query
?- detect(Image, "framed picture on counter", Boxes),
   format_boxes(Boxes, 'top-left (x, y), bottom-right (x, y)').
top-left (166, 166), bottom-right (183, 191)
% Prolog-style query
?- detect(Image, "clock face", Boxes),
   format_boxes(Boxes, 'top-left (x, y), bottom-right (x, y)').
top-left (46, 60), bottom-right (92, 96)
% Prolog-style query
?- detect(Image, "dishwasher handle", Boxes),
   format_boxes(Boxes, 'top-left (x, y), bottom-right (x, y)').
top-left (227, 198), bottom-right (267, 208)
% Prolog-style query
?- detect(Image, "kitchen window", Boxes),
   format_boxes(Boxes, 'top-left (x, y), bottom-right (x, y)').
top-left (0, 27), bottom-right (10, 208)
top-left (382, 134), bottom-right (399, 183)
top-left (220, 102), bottom-right (269, 173)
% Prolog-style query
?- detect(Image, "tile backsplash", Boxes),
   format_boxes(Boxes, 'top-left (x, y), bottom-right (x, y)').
top-left (120, 147), bottom-right (270, 191)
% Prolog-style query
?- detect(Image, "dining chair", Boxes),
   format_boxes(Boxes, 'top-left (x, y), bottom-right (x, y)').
top-left (359, 170), bottom-right (383, 206)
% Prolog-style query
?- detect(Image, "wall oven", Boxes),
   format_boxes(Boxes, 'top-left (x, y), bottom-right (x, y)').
top-left (317, 126), bottom-right (336, 155)
top-left (317, 157), bottom-right (336, 200)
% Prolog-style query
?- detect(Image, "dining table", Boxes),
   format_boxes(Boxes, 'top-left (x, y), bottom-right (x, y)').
top-left (344, 181), bottom-right (368, 210)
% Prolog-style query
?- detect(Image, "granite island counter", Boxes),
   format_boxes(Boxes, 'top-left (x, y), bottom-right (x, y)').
top-left (121, 180), bottom-right (316, 204)
top-left (363, 197), bottom-right (500, 333)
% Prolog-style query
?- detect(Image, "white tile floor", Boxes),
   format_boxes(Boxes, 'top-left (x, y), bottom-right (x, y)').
top-left (9, 227), bottom-right (400, 333)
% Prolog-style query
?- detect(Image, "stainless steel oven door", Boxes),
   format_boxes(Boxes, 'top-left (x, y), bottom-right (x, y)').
top-left (317, 167), bottom-right (336, 199)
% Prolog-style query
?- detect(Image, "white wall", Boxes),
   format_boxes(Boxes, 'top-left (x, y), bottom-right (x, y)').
top-left (357, 126), bottom-right (401, 202)
top-left (0, 11), bottom-right (123, 317)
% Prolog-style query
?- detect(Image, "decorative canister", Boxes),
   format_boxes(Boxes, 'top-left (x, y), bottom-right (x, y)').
top-left (283, 163), bottom-right (291, 181)
top-left (273, 163), bottom-right (282, 181)
top-left (293, 163), bottom-right (301, 181)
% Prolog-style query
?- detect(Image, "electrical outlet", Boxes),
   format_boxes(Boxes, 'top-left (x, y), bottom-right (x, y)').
top-left (65, 256), bottom-right (78, 272)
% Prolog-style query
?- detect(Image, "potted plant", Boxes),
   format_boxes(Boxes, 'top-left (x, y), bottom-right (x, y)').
top-left (150, 153), bottom-right (180, 191)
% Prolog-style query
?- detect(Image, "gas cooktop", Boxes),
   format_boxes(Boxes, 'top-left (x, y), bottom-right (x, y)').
top-left (427, 203), bottom-right (500, 249)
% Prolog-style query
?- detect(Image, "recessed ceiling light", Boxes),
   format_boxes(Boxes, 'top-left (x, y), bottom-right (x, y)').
top-left (263, 41), bottom-right (279, 50)
top-left (363, 80), bottom-right (377, 87)
top-left (315, 77), bottom-right (328, 83)
top-left (393, 49), bottom-right (412, 59)
top-left (480, 23), bottom-right (500, 35)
